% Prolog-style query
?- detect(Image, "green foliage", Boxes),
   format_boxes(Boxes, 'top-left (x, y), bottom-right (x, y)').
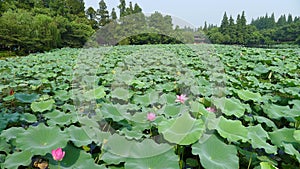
top-left (0, 45), bottom-right (300, 168)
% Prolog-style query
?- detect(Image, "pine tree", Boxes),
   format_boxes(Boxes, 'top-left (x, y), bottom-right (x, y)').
top-left (203, 21), bottom-right (208, 32)
top-left (133, 3), bottom-right (142, 13)
top-left (86, 7), bottom-right (98, 29)
top-left (97, 0), bottom-right (109, 27)
top-left (125, 2), bottom-right (133, 15)
top-left (287, 14), bottom-right (293, 23)
top-left (118, 0), bottom-right (126, 18)
top-left (277, 14), bottom-right (287, 27)
top-left (220, 12), bottom-right (229, 34)
top-left (111, 8), bottom-right (117, 20)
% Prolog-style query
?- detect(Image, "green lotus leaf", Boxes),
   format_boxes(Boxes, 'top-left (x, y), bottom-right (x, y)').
top-left (214, 97), bottom-right (245, 118)
top-left (14, 93), bottom-right (39, 103)
top-left (134, 94), bottom-right (151, 106)
top-left (263, 103), bottom-right (297, 120)
top-left (54, 90), bottom-right (70, 101)
top-left (101, 103), bottom-right (127, 122)
top-left (3, 150), bottom-right (33, 169)
top-left (158, 93), bottom-right (176, 104)
top-left (294, 130), bottom-right (300, 142)
top-left (236, 89), bottom-right (261, 102)
top-left (85, 86), bottom-right (106, 101)
top-left (103, 134), bottom-right (172, 159)
top-left (65, 125), bottom-right (93, 147)
top-left (247, 125), bottom-right (277, 154)
top-left (216, 116), bottom-right (248, 142)
top-left (16, 123), bottom-right (68, 155)
top-left (124, 149), bottom-right (179, 169)
top-left (282, 142), bottom-right (300, 162)
top-left (31, 99), bottom-right (55, 112)
top-left (3, 95), bottom-right (14, 101)
top-left (253, 116), bottom-right (277, 129)
top-left (0, 127), bottom-right (25, 141)
top-left (158, 111), bottom-right (205, 145)
top-left (260, 162), bottom-right (278, 169)
top-left (111, 87), bottom-right (130, 101)
top-left (269, 128), bottom-right (298, 147)
top-left (20, 113), bottom-right (37, 123)
top-left (192, 134), bottom-right (238, 169)
top-left (0, 137), bottom-right (10, 154)
top-left (254, 64), bottom-right (269, 74)
top-left (48, 144), bottom-right (102, 169)
top-left (162, 104), bottom-right (181, 117)
top-left (44, 109), bottom-right (74, 126)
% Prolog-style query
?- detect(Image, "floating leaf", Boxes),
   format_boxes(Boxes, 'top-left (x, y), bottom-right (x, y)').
top-left (216, 116), bottom-right (248, 142)
top-left (214, 97), bottom-right (245, 118)
top-left (269, 128), bottom-right (298, 147)
top-left (66, 125), bottom-right (92, 147)
top-left (260, 162), bottom-right (278, 169)
top-left (236, 89), bottom-right (261, 102)
top-left (20, 113), bottom-right (37, 123)
top-left (15, 93), bottom-right (39, 103)
top-left (294, 130), bottom-right (300, 142)
top-left (44, 109), bottom-right (74, 126)
top-left (247, 125), bottom-right (277, 154)
top-left (3, 150), bottom-right (33, 169)
top-left (158, 111), bottom-right (205, 145)
top-left (192, 134), bottom-right (238, 169)
top-left (85, 86), bottom-right (106, 101)
top-left (282, 143), bottom-right (300, 162)
top-left (101, 103), bottom-right (127, 122)
top-left (31, 99), bottom-right (55, 112)
top-left (124, 149), bottom-right (179, 169)
top-left (0, 127), bottom-right (25, 141)
top-left (111, 87), bottom-right (130, 101)
top-left (16, 123), bottom-right (68, 155)
top-left (54, 90), bottom-right (70, 101)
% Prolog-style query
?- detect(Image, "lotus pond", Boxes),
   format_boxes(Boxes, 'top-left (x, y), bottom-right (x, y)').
top-left (0, 44), bottom-right (299, 169)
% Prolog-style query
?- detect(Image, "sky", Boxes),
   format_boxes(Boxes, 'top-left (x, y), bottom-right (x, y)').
top-left (84, 0), bottom-right (300, 28)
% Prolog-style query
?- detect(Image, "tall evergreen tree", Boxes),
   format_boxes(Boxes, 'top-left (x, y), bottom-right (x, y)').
top-left (97, 0), bottom-right (109, 27)
top-left (203, 21), bottom-right (208, 32)
top-left (287, 14), bottom-right (293, 23)
top-left (125, 2), bottom-right (133, 15)
top-left (86, 7), bottom-right (98, 29)
top-left (220, 12), bottom-right (229, 34)
top-left (118, 0), bottom-right (126, 18)
top-left (111, 8), bottom-right (117, 20)
top-left (133, 3), bottom-right (142, 13)
top-left (277, 14), bottom-right (287, 27)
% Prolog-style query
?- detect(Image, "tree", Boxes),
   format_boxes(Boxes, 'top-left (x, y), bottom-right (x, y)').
top-left (111, 8), bottom-right (117, 20)
top-left (228, 15), bottom-right (236, 44)
top-left (86, 7), bottom-right (98, 29)
top-left (277, 14), bottom-right (287, 27)
top-left (97, 0), bottom-right (109, 27)
top-left (118, 0), bottom-right (126, 18)
top-left (125, 2), bottom-right (133, 15)
top-left (203, 21), bottom-right (208, 32)
top-left (133, 3), bottom-right (142, 13)
top-left (287, 14), bottom-right (293, 23)
top-left (65, 0), bottom-right (85, 16)
top-left (220, 12), bottom-right (229, 34)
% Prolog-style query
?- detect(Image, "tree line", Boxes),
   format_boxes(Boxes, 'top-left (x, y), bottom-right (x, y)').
top-left (0, 0), bottom-right (299, 56)
top-left (202, 12), bottom-right (300, 46)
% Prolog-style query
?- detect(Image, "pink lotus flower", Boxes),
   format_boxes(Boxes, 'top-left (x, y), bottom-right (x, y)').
top-left (51, 148), bottom-right (65, 161)
top-left (147, 112), bottom-right (156, 121)
top-left (206, 107), bottom-right (216, 113)
top-left (175, 94), bottom-right (188, 104)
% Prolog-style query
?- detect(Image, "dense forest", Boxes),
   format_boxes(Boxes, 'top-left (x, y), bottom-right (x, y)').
top-left (0, 0), bottom-right (299, 56)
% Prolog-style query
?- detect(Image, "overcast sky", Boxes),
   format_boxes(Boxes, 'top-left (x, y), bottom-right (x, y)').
top-left (84, 0), bottom-right (300, 28)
